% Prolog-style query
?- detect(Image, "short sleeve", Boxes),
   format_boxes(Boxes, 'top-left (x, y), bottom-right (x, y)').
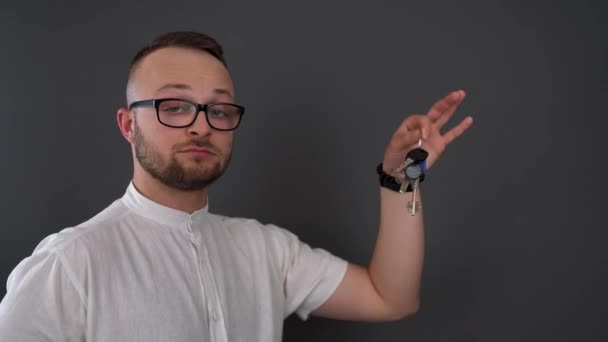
top-left (0, 249), bottom-right (86, 341)
top-left (264, 225), bottom-right (348, 320)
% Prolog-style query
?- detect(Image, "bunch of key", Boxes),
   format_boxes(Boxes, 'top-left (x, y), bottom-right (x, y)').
top-left (394, 140), bottom-right (428, 216)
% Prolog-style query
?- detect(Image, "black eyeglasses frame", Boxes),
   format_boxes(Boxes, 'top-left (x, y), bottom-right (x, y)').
top-left (128, 98), bottom-right (245, 131)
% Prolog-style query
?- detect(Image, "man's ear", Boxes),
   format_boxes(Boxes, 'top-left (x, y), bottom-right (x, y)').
top-left (117, 108), bottom-right (135, 144)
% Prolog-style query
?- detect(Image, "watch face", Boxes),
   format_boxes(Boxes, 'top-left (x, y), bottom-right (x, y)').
top-left (405, 164), bottom-right (422, 179)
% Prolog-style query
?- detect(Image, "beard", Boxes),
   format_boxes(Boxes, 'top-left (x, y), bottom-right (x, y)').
top-left (134, 122), bottom-right (231, 191)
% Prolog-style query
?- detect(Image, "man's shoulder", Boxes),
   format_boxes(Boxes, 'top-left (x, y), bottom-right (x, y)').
top-left (208, 213), bottom-right (263, 228)
top-left (207, 213), bottom-right (298, 243)
top-left (33, 199), bottom-right (131, 255)
top-left (207, 213), bottom-right (280, 232)
top-left (5, 199), bottom-right (133, 290)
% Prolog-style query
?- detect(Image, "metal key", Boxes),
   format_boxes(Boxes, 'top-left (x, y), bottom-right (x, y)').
top-left (408, 179), bottom-right (420, 215)
top-left (405, 163), bottom-right (422, 215)
top-left (394, 139), bottom-right (424, 174)
top-left (393, 138), bottom-right (428, 215)
top-left (405, 139), bottom-right (428, 215)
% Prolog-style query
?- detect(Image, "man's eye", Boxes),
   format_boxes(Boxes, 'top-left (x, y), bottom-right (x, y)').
top-left (209, 109), bottom-right (226, 117)
top-left (164, 106), bottom-right (185, 113)
top-left (160, 101), bottom-right (193, 114)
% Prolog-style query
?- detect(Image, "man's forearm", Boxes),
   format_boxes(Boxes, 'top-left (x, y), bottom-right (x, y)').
top-left (368, 186), bottom-right (425, 318)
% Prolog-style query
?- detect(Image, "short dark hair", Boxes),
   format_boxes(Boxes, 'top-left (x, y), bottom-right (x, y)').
top-left (126, 31), bottom-right (227, 104)
top-left (130, 31), bottom-right (226, 71)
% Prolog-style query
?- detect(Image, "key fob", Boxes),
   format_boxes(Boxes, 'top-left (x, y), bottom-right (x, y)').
top-left (405, 148), bottom-right (428, 163)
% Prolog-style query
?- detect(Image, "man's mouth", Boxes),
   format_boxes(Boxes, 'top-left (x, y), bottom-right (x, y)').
top-left (179, 145), bottom-right (217, 157)
top-left (183, 149), bottom-right (213, 156)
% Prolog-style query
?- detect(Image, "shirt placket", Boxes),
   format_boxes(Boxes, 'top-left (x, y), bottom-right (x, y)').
top-left (187, 216), bottom-right (228, 342)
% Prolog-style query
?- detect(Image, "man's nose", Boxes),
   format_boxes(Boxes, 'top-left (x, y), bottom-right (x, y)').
top-left (187, 111), bottom-right (212, 137)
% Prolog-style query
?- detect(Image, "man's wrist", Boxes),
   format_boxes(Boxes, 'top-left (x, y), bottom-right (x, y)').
top-left (377, 163), bottom-right (425, 193)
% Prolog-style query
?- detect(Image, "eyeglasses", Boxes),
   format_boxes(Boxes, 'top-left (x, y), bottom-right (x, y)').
top-left (129, 98), bottom-right (245, 131)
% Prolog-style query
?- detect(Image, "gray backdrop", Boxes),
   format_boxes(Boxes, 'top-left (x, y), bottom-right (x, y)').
top-left (1, 0), bottom-right (606, 341)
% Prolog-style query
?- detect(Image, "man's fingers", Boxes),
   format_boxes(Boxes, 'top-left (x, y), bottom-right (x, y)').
top-left (428, 90), bottom-right (466, 128)
top-left (390, 115), bottom-right (432, 151)
top-left (405, 114), bottom-right (435, 139)
top-left (442, 116), bottom-right (474, 145)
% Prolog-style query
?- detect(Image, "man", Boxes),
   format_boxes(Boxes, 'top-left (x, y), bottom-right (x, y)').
top-left (0, 31), bottom-right (473, 341)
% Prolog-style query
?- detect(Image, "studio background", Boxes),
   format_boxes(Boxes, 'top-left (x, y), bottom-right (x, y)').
top-left (1, 1), bottom-right (606, 341)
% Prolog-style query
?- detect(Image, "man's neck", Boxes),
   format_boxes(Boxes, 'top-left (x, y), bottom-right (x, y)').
top-left (131, 173), bottom-right (209, 214)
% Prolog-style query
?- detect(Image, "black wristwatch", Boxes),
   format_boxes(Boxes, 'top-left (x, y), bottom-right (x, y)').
top-left (376, 163), bottom-right (425, 192)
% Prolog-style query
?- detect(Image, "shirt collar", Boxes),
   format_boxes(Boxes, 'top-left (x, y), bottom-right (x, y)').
top-left (120, 182), bottom-right (209, 229)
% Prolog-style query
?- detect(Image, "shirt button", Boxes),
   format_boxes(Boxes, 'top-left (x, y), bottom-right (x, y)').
top-left (211, 312), bottom-right (218, 321)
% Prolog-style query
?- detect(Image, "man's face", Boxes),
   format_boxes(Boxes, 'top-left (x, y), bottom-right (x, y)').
top-left (128, 47), bottom-right (236, 191)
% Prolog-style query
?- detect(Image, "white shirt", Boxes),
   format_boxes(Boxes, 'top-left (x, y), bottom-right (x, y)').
top-left (0, 183), bottom-right (348, 341)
